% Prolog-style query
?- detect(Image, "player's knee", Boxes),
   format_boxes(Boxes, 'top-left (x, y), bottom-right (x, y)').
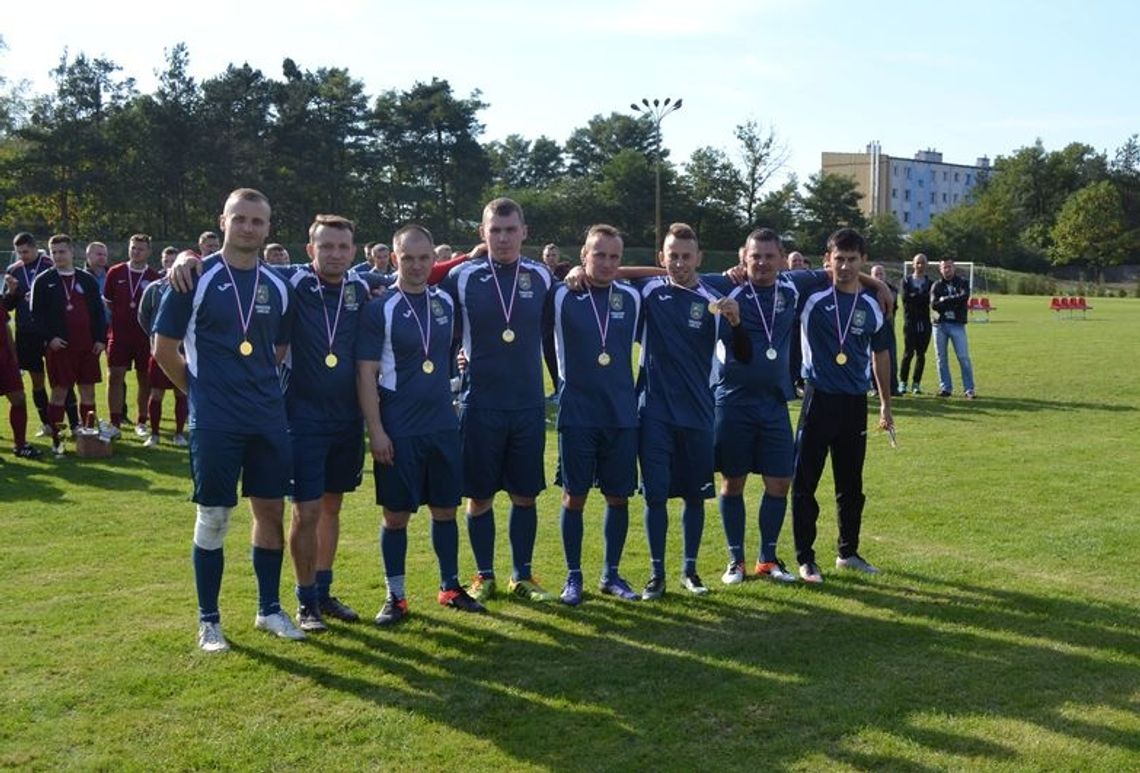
top-left (193, 506), bottom-right (232, 550)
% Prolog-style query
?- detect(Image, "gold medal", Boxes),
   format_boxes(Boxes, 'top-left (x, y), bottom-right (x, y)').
top-left (835, 352), bottom-right (848, 366)
top-left (597, 352), bottom-right (611, 367)
top-left (239, 340), bottom-right (253, 356)
top-left (502, 328), bottom-right (515, 343)
top-left (325, 353), bottom-right (338, 368)
top-left (422, 360), bottom-right (435, 374)
top-left (707, 301), bottom-right (720, 315)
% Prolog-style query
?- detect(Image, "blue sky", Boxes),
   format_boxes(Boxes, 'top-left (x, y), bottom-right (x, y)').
top-left (4, 0), bottom-right (1138, 188)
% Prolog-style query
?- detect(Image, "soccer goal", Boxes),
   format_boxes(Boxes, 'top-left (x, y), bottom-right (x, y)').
top-left (897, 261), bottom-right (982, 293)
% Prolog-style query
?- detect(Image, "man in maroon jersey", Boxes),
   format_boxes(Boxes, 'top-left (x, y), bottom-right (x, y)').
top-left (103, 234), bottom-right (161, 438)
top-left (1, 275), bottom-right (40, 458)
top-left (29, 235), bottom-right (107, 456)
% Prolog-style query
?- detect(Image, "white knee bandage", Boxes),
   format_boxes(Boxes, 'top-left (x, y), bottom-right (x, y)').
top-left (193, 506), bottom-right (232, 550)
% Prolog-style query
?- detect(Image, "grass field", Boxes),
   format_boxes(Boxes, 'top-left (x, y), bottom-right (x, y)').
top-left (3, 295), bottom-right (1138, 771)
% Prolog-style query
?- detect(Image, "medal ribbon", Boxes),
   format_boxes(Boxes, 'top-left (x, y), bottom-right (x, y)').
top-left (220, 260), bottom-right (261, 346)
top-left (127, 265), bottom-right (146, 303)
top-left (20, 256), bottom-right (45, 293)
top-left (585, 283), bottom-right (613, 353)
top-left (318, 270), bottom-right (346, 357)
top-left (397, 287), bottom-right (432, 362)
top-left (832, 285), bottom-right (859, 355)
top-left (490, 259), bottom-right (521, 329)
top-left (747, 283), bottom-right (778, 349)
top-left (60, 273), bottom-right (76, 308)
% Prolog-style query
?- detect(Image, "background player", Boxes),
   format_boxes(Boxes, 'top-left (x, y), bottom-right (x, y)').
top-left (931, 258), bottom-right (976, 399)
top-left (1, 275), bottom-right (40, 458)
top-left (7, 233), bottom-right (53, 435)
top-left (103, 234), bottom-right (161, 438)
top-left (136, 249), bottom-right (189, 447)
top-left (899, 253), bottom-right (933, 394)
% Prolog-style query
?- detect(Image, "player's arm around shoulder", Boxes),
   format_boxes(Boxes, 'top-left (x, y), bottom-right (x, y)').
top-left (354, 298), bottom-right (393, 465)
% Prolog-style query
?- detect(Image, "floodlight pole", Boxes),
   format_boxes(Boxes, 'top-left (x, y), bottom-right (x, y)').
top-left (630, 97), bottom-right (682, 251)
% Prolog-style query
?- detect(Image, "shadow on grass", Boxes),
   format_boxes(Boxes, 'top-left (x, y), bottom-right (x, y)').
top-left (231, 566), bottom-right (1139, 770)
top-left (882, 394), bottom-right (1137, 421)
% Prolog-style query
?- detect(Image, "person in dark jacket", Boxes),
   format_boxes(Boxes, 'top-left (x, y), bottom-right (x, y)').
top-left (930, 258), bottom-right (975, 399)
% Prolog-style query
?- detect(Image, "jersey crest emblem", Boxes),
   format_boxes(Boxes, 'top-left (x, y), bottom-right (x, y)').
top-left (431, 299), bottom-right (445, 318)
top-left (344, 284), bottom-right (357, 305)
top-left (690, 302), bottom-right (704, 320)
top-left (256, 284), bottom-right (270, 305)
top-left (610, 293), bottom-right (624, 311)
top-left (518, 273), bottom-right (532, 291)
top-left (853, 308), bottom-right (867, 329)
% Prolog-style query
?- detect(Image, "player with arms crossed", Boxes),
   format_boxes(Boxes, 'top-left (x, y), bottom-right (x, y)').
top-left (357, 225), bottom-right (485, 624)
top-left (792, 228), bottom-right (893, 583)
top-left (153, 188), bottom-right (302, 652)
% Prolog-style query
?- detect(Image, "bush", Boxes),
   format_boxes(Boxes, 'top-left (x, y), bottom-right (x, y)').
top-left (1016, 274), bottom-right (1057, 295)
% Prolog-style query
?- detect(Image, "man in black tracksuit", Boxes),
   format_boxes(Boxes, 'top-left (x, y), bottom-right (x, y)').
top-left (899, 253), bottom-right (933, 394)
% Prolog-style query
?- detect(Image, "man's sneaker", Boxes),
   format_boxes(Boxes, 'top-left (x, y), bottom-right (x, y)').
top-left (721, 560), bottom-right (746, 585)
top-left (143, 434), bottom-right (160, 448)
top-left (13, 445), bottom-right (42, 460)
top-left (296, 605), bottom-right (328, 632)
top-left (799, 562), bottom-right (824, 584)
top-left (560, 574), bottom-right (583, 606)
top-left (599, 575), bottom-right (640, 601)
top-left (197, 621), bottom-right (229, 653)
top-left (836, 554), bottom-right (880, 574)
top-left (172, 433), bottom-right (189, 448)
top-left (51, 441), bottom-right (65, 458)
top-left (899, 382), bottom-right (908, 394)
top-left (641, 575), bottom-right (666, 601)
top-left (912, 384), bottom-right (923, 395)
top-left (964, 389), bottom-right (976, 400)
top-left (756, 560), bottom-right (798, 583)
top-left (680, 573), bottom-right (709, 595)
top-left (937, 390), bottom-right (951, 398)
top-left (893, 387), bottom-right (907, 397)
top-left (134, 422), bottom-right (150, 438)
top-left (374, 595), bottom-right (409, 626)
top-left (255, 609), bottom-right (307, 640)
top-left (319, 596), bottom-right (360, 622)
top-left (35, 423), bottom-right (52, 438)
top-left (438, 586), bottom-right (487, 613)
top-left (102, 422), bottom-right (122, 440)
top-left (508, 577), bottom-right (556, 602)
top-left (469, 574), bottom-right (497, 603)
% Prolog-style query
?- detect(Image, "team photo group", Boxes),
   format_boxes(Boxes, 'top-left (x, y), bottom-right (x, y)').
top-left (3, 187), bottom-right (980, 654)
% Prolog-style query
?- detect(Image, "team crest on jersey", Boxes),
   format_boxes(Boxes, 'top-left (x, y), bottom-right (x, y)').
top-left (431, 299), bottom-right (445, 318)
top-left (344, 284), bottom-right (358, 306)
top-left (256, 284), bottom-right (270, 305)
top-left (690, 302), bottom-right (704, 320)
top-left (610, 293), bottom-right (623, 311)
top-left (853, 308), bottom-right (867, 328)
top-left (775, 294), bottom-right (787, 314)
top-left (518, 273), bottom-right (532, 291)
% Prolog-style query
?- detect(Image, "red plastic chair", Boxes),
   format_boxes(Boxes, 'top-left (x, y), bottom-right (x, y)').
top-left (1049, 297), bottom-right (1062, 316)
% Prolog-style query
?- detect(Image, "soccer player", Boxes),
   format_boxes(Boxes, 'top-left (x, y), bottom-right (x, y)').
top-left (29, 235), bottom-right (107, 456)
top-left (84, 242), bottom-right (110, 295)
top-left (792, 228), bottom-right (893, 584)
top-left (1, 275), bottom-right (40, 458)
top-left (634, 223), bottom-right (745, 598)
top-left (264, 243), bottom-right (290, 266)
top-left (6, 233), bottom-right (53, 435)
top-left (439, 198), bottom-right (556, 603)
top-left (704, 229), bottom-right (832, 586)
top-left (136, 251), bottom-right (189, 448)
top-left (930, 258), bottom-right (976, 399)
top-left (197, 231), bottom-right (221, 257)
top-left (870, 264), bottom-right (902, 396)
top-left (154, 188), bottom-right (303, 652)
top-left (104, 234), bottom-right (161, 438)
top-left (550, 224), bottom-right (642, 605)
top-left (158, 247), bottom-right (179, 276)
top-left (541, 243), bottom-right (572, 400)
top-left (899, 253), bottom-right (933, 394)
top-left (357, 225), bottom-right (485, 624)
top-left (435, 244), bottom-right (453, 262)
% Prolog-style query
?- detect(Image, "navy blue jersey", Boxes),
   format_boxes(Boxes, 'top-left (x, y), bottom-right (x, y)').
top-left (552, 282), bottom-right (641, 430)
top-left (6, 255), bottom-right (52, 329)
top-left (280, 265), bottom-right (371, 433)
top-left (154, 256), bottom-right (294, 432)
top-left (703, 270), bottom-right (830, 405)
top-left (634, 277), bottom-right (723, 430)
top-left (136, 276), bottom-right (169, 335)
top-left (355, 288), bottom-right (457, 438)
top-left (800, 287), bottom-right (889, 394)
top-left (440, 257), bottom-right (553, 410)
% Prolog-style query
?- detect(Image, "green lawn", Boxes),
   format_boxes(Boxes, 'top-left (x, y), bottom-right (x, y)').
top-left (2, 295), bottom-right (1138, 771)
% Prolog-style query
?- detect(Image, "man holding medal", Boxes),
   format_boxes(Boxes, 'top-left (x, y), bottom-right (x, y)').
top-left (357, 225), bottom-right (485, 624)
top-left (103, 234), bottom-right (161, 438)
top-left (439, 198), bottom-right (557, 604)
top-left (154, 188), bottom-right (302, 652)
top-left (792, 228), bottom-right (893, 584)
top-left (549, 224), bottom-right (642, 604)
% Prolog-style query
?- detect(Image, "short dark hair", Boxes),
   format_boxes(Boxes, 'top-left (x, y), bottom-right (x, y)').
top-left (745, 227), bottom-right (783, 247)
top-left (308, 214), bottom-right (355, 241)
top-left (130, 233), bottom-right (152, 244)
top-left (12, 232), bottom-right (35, 248)
top-left (665, 222), bottom-right (698, 244)
top-left (482, 197), bottom-right (525, 225)
top-left (392, 224), bottom-right (434, 251)
top-left (48, 234), bottom-right (73, 248)
top-left (198, 231), bottom-right (219, 244)
top-left (826, 227), bottom-right (866, 255)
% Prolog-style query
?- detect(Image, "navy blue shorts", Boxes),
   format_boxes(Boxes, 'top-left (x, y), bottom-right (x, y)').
top-left (290, 426), bottom-right (364, 502)
top-left (714, 401), bottom-right (794, 479)
top-left (190, 428), bottom-right (293, 507)
top-left (374, 430), bottom-right (462, 512)
top-left (639, 415), bottom-right (715, 502)
top-left (458, 405), bottom-right (546, 499)
top-left (556, 426), bottom-right (638, 498)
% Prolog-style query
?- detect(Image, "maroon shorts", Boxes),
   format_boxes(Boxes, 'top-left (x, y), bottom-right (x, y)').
top-left (107, 335), bottom-right (151, 371)
top-left (46, 347), bottom-right (103, 389)
top-left (0, 340), bottom-right (23, 394)
top-left (147, 355), bottom-right (175, 390)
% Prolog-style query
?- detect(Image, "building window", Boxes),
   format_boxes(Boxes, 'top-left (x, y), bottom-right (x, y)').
top-left (893, 165), bottom-right (898, 176)
top-left (965, 173), bottom-right (972, 185)
top-left (930, 192), bottom-right (936, 204)
top-left (891, 188), bottom-right (897, 199)
top-left (904, 189), bottom-right (911, 201)
top-left (953, 193), bottom-right (959, 203)
top-left (930, 170), bottom-right (937, 181)
top-left (954, 171), bottom-right (960, 182)
top-left (918, 178), bottom-right (924, 188)
top-left (906, 167), bottom-right (912, 180)
top-left (917, 201), bottom-right (923, 210)
top-left (904, 211), bottom-right (910, 223)
top-left (943, 171), bottom-right (948, 181)
top-left (942, 193), bottom-right (948, 203)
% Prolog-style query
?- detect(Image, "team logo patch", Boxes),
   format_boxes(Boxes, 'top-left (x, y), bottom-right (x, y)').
top-left (775, 294), bottom-right (786, 314)
top-left (853, 308), bottom-right (867, 328)
top-left (431, 299), bottom-right (445, 318)
top-left (256, 284), bottom-right (270, 305)
top-left (518, 273), bottom-right (532, 291)
top-left (690, 302), bottom-right (705, 320)
top-left (610, 293), bottom-right (623, 310)
top-left (344, 284), bottom-right (357, 305)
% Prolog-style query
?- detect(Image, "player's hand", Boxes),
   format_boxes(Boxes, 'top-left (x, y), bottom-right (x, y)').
top-left (169, 255), bottom-right (202, 294)
top-left (468, 243), bottom-right (488, 260)
top-left (370, 432), bottom-right (394, 466)
top-left (717, 298), bottom-right (741, 326)
top-left (49, 337), bottom-right (67, 351)
top-left (564, 265), bottom-right (586, 290)
top-left (92, 342), bottom-right (105, 355)
top-left (875, 285), bottom-right (895, 317)
top-left (456, 348), bottom-right (468, 373)
top-left (3, 274), bottom-right (16, 293)
top-left (723, 264), bottom-right (747, 285)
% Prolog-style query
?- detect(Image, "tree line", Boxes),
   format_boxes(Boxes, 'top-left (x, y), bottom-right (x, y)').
top-left (1, 41), bottom-right (1137, 276)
